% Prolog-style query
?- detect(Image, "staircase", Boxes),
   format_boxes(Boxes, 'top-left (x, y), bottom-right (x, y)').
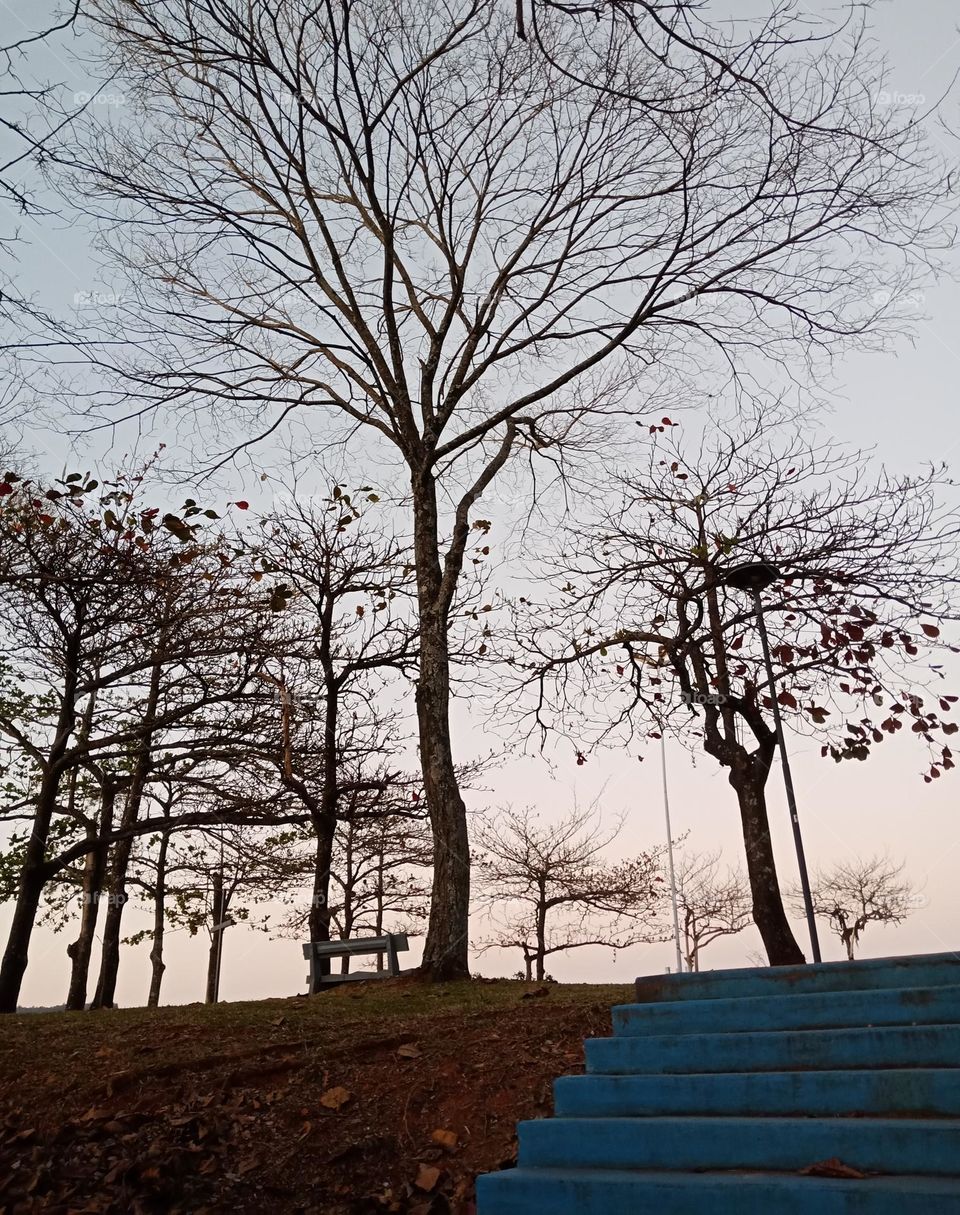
top-left (476, 950), bottom-right (960, 1213)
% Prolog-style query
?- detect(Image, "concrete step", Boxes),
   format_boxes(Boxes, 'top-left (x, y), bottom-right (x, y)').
top-left (585, 1023), bottom-right (960, 1074)
top-left (518, 1115), bottom-right (960, 1176)
top-left (612, 985), bottom-right (960, 1037)
top-left (634, 951), bottom-right (960, 1004)
top-left (476, 1168), bottom-right (960, 1215)
top-left (554, 1068), bottom-right (960, 1118)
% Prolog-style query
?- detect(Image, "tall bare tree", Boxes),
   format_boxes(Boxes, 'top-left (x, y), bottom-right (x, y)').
top-left (63, 0), bottom-right (950, 975)
top-left (512, 407), bottom-right (960, 963)
top-left (796, 854), bottom-right (923, 961)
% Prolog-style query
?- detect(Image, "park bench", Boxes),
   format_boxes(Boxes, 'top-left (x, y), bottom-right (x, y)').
top-left (303, 931), bottom-right (409, 990)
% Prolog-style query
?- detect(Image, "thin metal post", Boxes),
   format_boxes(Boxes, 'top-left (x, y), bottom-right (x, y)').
top-left (752, 590), bottom-right (822, 964)
top-left (660, 735), bottom-right (684, 974)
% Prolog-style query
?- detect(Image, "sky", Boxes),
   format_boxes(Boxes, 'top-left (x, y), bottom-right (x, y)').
top-left (2, 0), bottom-right (960, 1007)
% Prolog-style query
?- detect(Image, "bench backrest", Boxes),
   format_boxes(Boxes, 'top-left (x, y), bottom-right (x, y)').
top-left (302, 932), bottom-right (409, 959)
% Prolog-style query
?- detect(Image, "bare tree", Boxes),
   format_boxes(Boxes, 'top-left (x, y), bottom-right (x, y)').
top-left (326, 808), bottom-right (432, 975)
top-left (62, 0), bottom-right (950, 976)
top-left (249, 489), bottom-right (417, 970)
top-left (476, 804), bottom-right (665, 981)
top-left (512, 407), bottom-right (960, 963)
top-left (674, 849), bottom-right (752, 973)
top-left (1, 4), bottom-right (80, 216)
top-left (0, 472), bottom-right (294, 1010)
top-left (0, 4), bottom-right (86, 437)
top-left (797, 855), bottom-right (923, 961)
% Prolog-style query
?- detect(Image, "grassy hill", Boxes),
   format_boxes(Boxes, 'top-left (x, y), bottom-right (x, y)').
top-left (0, 979), bottom-right (630, 1213)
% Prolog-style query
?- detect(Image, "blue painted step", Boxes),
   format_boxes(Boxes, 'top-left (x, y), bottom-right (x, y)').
top-left (517, 1115), bottom-right (960, 1176)
top-left (477, 1168), bottom-right (960, 1214)
top-left (555, 1068), bottom-right (960, 1118)
top-left (613, 984), bottom-right (960, 1036)
top-left (634, 950), bottom-right (960, 1003)
top-left (586, 1023), bottom-right (960, 1073)
top-left (476, 950), bottom-right (960, 1215)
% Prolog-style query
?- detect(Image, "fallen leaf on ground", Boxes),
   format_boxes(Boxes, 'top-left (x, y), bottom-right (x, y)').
top-left (431, 1128), bottom-right (458, 1151)
top-left (799, 1157), bottom-right (867, 1179)
top-left (414, 1163), bottom-right (441, 1191)
top-left (319, 1086), bottom-right (352, 1111)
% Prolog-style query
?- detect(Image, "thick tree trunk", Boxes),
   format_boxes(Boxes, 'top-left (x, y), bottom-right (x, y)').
top-left (731, 766), bottom-right (805, 966)
top-left (147, 827), bottom-right (170, 1008)
top-left (0, 636), bottom-right (81, 1012)
top-left (308, 828), bottom-right (336, 988)
top-left (694, 536), bottom-right (803, 970)
top-left (412, 473), bottom-right (470, 981)
top-left (535, 890), bottom-right (547, 982)
top-left (65, 781), bottom-right (116, 1011)
top-left (306, 676), bottom-right (338, 990)
top-left (205, 869), bottom-right (226, 1004)
top-left (90, 803), bottom-right (137, 1008)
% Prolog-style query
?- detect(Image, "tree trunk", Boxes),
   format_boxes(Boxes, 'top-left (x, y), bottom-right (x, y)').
top-left (306, 673), bottom-right (338, 990)
top-left (205, 868), bottom-right (225, 1004)
top-left (0, 631), bottom-right (81, 1013)
top-left (65, 780), bottom-right (116, 1010)
top-left (535, 886), bottom-right (547, 982)
top-left (375, 851), bottom-right (385, 973)
top-left (412, 472), bottom-right (470, 981)
top-left (693, 537), bottom-right (804, 971)
top-left (91, 654), bottom-right (163, 1009)
top-left (339, 880), bottom-right (353, 976)
top-left (147, 826), bottom-right (171, 1008)
top-left (731, 766), bottom-right (805, 966)
top-left (308, 828), bottom-right (335, 989)
top-left (89, 800), bottom-right (136, 1008)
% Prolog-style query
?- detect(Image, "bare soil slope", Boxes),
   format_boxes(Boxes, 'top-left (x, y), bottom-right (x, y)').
top-left (0, 979), bottom-right (629, 1214)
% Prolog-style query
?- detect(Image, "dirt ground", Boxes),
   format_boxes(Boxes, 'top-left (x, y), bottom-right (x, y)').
top-left (0, 978), bottom-right (630, 1214)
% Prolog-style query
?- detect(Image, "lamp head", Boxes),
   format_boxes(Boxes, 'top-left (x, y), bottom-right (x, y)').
top-left (723, 560), bottom-right (782, 593)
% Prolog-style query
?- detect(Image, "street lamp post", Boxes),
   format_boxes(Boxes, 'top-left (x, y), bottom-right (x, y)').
top-left (659, 735), bottom-right (685, 974)
top-left (724, 561), bottom-right (822, 964)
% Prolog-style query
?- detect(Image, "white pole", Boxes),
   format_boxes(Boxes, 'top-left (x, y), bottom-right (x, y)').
top-left (660, 735), bottom-right (684, 974)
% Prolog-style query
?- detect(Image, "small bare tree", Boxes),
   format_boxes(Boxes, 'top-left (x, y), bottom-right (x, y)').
top-left (675, 850), bottom-right (753, 973)
top-left (476, 805), bottom-right (665, 981)
top-left (797, 855), bottom-right (923, 961)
